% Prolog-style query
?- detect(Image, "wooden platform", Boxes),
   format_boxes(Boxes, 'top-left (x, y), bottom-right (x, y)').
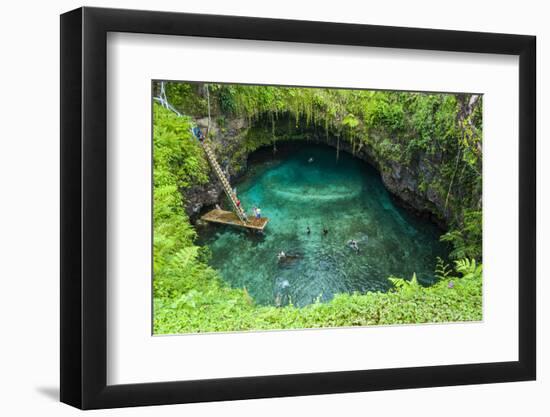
top-left (201, 209), bottom-right (269, 231)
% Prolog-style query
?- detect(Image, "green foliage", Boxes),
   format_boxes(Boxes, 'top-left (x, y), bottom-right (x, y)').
top-left (155, 263), bottom-right (482, 333)
top-left (342, 113), bottom-right (358, 127)
top-left (455, 258), bottom-right (482, 280)
top-left (163, 82), bottom-right (208, 115)
top-left (389, 273), bottom-right (421, 295)
top-left (153, 104), bottom-right (212, 300)
top-left (435, 256), bottom-right (452, 281)
top-left (440, 210), bottom-right (482, 259)
top-left (153, 105), bottom-right (209, 189)
top-left (217, 85), bottom-right (237, 114)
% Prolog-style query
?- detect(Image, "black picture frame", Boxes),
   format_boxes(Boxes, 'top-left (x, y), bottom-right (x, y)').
top-left (60, 6), bottom-right (536, 410)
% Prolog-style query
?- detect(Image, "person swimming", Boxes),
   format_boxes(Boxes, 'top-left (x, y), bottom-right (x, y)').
top-left (274, 280), bottom-right (291, 307)
top-left (277, 251), bottom-right (301, 264)
top-left (306, 226), bottom-right (311, 235)
top-left (347, 239), bottom-right (359, 252)
top-left (323, 227), bottom-right (329, 236)
top-left (308, 157), bottom-right (314, 163)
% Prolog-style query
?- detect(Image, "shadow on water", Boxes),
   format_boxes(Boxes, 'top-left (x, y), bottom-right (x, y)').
top-left (197, 142), bottom-right (448, 307)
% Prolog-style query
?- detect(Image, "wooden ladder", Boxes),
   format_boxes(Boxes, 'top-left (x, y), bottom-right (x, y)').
top-left (201, 141), bottom-right (248, 223)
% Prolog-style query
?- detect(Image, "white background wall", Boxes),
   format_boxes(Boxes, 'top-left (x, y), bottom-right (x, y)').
top-left (0, 0), bottom-right (546, 415)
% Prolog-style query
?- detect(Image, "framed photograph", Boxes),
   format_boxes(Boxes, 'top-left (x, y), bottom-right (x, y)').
top-left (60, 6), bottom-right (536, 409)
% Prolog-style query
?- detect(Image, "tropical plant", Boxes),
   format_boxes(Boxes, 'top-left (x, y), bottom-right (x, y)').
top-left (455, 258), bottom-right (482, 280)
top-left (435, 256), bottom-right (452, 281)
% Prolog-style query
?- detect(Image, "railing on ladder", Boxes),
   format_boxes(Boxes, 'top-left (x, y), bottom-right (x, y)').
top-left (200, 140), bottom-right (248, 223)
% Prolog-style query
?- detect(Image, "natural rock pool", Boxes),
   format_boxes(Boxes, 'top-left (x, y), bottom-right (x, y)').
top-left (197, 143), bottom-right (448, 307)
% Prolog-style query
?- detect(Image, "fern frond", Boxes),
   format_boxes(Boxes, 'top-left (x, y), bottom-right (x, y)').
top-left (454, 258), bottom-right (482, 280)
top-left (435, 256), bottom-right (452, 280)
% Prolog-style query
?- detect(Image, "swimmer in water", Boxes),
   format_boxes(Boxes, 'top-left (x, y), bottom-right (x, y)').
top-left (323, 227), bottom-right (329, 236)
top-left (308, 157), bottom-right (314, 163)
top-left (347, 239), bottom-right (360, 252)
top-left (277, 251), bottom-right (286, 261)
top-left (306, 226), bottom-right (311, 235)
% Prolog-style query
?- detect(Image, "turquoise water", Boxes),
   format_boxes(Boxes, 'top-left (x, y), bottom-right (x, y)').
top-left (197, 143), bottom-right (448, 307)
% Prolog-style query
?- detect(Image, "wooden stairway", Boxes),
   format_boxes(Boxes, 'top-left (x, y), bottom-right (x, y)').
top-left (201, 141), bottom-right (248, 223)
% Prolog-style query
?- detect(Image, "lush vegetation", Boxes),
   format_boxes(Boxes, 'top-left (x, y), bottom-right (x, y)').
top-left (153, 92), bottom-right (483, 334)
